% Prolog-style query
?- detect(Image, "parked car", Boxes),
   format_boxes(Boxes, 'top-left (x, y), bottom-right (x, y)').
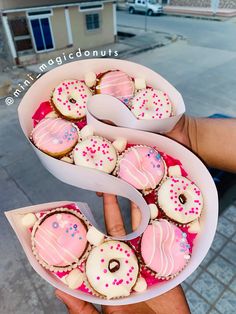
top-left (126, 0), bottom-right (163, 16)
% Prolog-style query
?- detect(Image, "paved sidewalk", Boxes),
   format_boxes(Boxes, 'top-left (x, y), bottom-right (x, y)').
top-left (164, 6), bottom-right (236, 18)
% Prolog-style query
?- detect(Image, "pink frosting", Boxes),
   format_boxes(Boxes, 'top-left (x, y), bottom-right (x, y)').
top-left (31, 118), bottom-right (78, 155)
top-left (97, 70), bottom-right (134, 104)
top-left (118, 146), bottom-right (165, 190)
top-left (141, 220), bottom-right (190, 277)
top-left (34, 212), bottom-right (87, 267)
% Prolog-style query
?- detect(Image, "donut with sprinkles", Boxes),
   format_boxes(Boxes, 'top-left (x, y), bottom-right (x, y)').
top-left (73, 136), bottom-right (117, 173)
top-left (85, 241), bottom-right (139, 299)
top-left (52, 80), bottom-right (92, 120)
top-left (130, 88), bottom-right (172, 120)
top-left (157, 176), bottom-right (203, 224)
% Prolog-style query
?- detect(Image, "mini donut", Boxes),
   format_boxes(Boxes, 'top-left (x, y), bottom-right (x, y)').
top-left (141, 219), bottom-right (191, 278)
top-left (73, 136), bottom-right (117, 173)
top-left (31, 118), bottom-right (78, 158)
top-left (130, 88), bottom-right (172, 120)
top-left (52, 80), bottom-right (92, 120)
top-left (157, 176), bottom-right (203, 224)
top-left (96, 70), bottom-right (135, 105)
top-left (31, 208), bottom-right (89, 271)
top-left (116, 146), bottom-right (165, 193)
top-left (85, 240), bottom-right (139, 299)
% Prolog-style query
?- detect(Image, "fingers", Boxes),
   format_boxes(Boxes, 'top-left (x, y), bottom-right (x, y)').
top-left (131, 202), bottom-right (141, 231)
top-left (103, 193), bottom-right (126, 236)
top-left (102, 302), bottom-right (155, 314)
top-left (55, 289), bottom-right (99, 314)
top-left (96, 192), bottom-right (103, 197)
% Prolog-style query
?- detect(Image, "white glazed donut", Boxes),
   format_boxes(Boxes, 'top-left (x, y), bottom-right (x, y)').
top-left (85, 241), bottom-right (139, 299)
top-left (52, 80), bottom-right (92, 120)
top-left (157, 176), bottom-right (203, 224)
top-left (73, 136), bottom-right (117, 173)
top-left (130, 88), bottom-right (172, 120)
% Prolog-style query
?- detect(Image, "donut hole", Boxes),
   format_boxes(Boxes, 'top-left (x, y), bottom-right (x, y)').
top-left (108, 259), bottom-right (120, 273)
top-left (69, 97), bottom-right (76, 104)
top-left (178, 194), bottom-right (187, 205)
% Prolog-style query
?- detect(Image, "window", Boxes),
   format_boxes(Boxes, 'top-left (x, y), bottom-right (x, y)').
top-left (27, 10), bottom-right (54, 53)
top-left (85, 13), bottom-right (100, 31)
top-left (9, 17), bottom-right (33, 52)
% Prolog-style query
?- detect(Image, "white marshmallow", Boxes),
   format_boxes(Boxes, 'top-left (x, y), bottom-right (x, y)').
top-left (86, 226), bottom-right (105, 246)
top-left (188, 219), bottom-right (201, 233)
top-left (134, 78), bottom-right (146, 90)
top-left (80, 125), bottom-right (94, 140)
top-left (168, 165), bottom-right (182, 177)
top-left (112, 137), bottom-right (127, 153)
top-left (45, 111), bottom-right (58, 119)
top-left (21, 213), bottom-right (37, 228)
top-left (133, 277), bottom-right (147, 292)
top-left (149, 203), bottom-right (159, 219)
top-left (60, 156), bottom-right (74, 164)
top-left (85, 72), bottom-right (97, 87)
top-left (65, 269), bottom-right (84, 289)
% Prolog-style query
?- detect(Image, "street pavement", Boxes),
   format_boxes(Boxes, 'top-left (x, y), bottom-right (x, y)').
top-left (0, 13), bottom-right (236, 314)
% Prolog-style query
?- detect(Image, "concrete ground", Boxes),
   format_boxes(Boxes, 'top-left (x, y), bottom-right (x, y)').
top-left (0, 13), bottom-right (236, 314)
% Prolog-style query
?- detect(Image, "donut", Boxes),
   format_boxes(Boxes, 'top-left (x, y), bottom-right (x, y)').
top-left (31, 118), bottom-right (78, 158)
top-left (31, 209), bottom-right (88, 270)
top-left (117, 146), bottom-right (165, 193)
top-left (96, 70), bottom-right (135, 105)
top-left (157, 176), bottom-right (203, 224)
top-left (85, 241), bottom-right (139, 299)
top-left (52, 80), bottom-right (92, 120)
top-left (130, 88), bottom-right (172, 120)
top-left (73, 136), bottom-right (117, 173)
top-left (141, 219), bottom-right (190, 278)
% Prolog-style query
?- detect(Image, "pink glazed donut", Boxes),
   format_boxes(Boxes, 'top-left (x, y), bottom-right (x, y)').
top-left (96, 70), bottom-right (135, 105)
top-left (117, 146), bottom-right (165, 193)
top-left (32, 209), bottom-right (88, 270)
top-left (31, 118), bottom-right (78, 158)
top-left (141, 219), bottom-right (190, 278)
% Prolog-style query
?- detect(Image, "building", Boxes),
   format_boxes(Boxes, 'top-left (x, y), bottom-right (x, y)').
top-left (167, 0), bottom-right (236, 9)
top-left (0, 0), bottom-right (117, 65)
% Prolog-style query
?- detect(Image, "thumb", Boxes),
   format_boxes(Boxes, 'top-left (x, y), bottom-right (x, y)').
top-left (55, 289), bottom-right (99, 314)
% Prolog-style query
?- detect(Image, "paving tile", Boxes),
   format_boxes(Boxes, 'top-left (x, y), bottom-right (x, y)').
top-left (185, 266), bottom-right (203, 285)
top-left (216, 217), bottom-right (236, 238)
top-left (192, 272), bottom-right (225, 303)
top-left (185, 289), bottom-right (211, 314)
top-left (222, 204), bottom-right (236, 223)
top-left (201, 249), bottom-right (216, 267)
top-left (208, 309), bottom-right (220, 314)
top-left (211, 232), bottom-right (228, 252)
top-left (207, 256), bottom-right (235, 285)
top-left (215, 290), bottom-right (236, 314)
top-left (232, 233), bottom-right (236, 243)
top-left (229, 276), bottom-right (236, 294)
top-left (220, 241), bottom-right (236, 266)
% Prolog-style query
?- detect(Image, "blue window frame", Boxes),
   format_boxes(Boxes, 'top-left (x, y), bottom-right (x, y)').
top-left (30, 17), bottom-right (54, 52)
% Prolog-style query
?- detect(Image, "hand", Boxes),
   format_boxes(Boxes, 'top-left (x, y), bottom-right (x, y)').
top-left (55, 194), bottom-right (190, 314)
top-left (165, 115), bottom-right (193, 150)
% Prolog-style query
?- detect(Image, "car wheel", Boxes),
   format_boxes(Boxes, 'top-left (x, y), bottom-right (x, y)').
top-left (147, 9), bottom-right (153, 16)
top-left (129, 7), bottom-right (135, 14)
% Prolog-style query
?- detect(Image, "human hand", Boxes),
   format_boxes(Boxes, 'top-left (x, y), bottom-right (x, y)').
top-left (55, 193), bottom-right (190, 314)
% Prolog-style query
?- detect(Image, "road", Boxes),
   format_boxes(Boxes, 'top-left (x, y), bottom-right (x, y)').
top-left (118, 11), bottom-right (236, 52)
top-left (119, 11), bottom-right (236, 117)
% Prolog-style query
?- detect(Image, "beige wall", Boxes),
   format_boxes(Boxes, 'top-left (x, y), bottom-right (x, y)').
top-left (0, 0), bottom-right (80, 10)
top-left (69, 2), bottom-right (114, 49)
top-left (50, 7), bottom-right (68, 49)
